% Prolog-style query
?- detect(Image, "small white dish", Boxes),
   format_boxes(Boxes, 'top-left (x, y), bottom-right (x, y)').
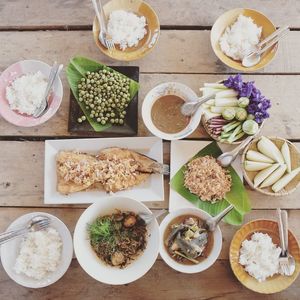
top-left (73, 196), bottom-right (160, 285)
top-left (0, 59), bottom-right (63, 127)
top-left (142, 82), bottom-right (202, 140)
top-left (159, 207), bottom-right (222, 274)
top-left (0, 212), bottom-right (73, 288)
top-left (44, 136), bottom-right (164, 204)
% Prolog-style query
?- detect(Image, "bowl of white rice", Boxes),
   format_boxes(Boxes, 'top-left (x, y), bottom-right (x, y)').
top-left (92, 0), bottom-right (160, 61)
top-left (0, 59), bottom-right (63, 127)
top-left (0, 212), bottom-right (73, 288)
top-left (211, 8), bottom-right (277, 71)
top-left (230, 219), bottom-right (300, 294)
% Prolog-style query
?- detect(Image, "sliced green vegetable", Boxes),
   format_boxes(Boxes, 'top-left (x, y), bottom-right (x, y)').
top-left (260, 164), bottom-right (287, 188)
top-left (223, 121), bottom-right (241, 133)
top-left (228, 124), bottom-right (242, 143)
top-left (253, 164), bottom-right (280, 188)
top-left (272, 167), bottom-right (300, 192)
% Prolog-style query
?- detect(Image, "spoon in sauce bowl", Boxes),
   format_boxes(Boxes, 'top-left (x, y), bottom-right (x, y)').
top-left (217, 135), bottom-right (254, 167)
top-left (204, 204), bottom-right (234, 232)
top-left (181, 91), bottom-right (219, 117)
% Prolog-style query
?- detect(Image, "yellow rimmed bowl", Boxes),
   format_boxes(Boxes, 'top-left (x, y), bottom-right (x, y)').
top-left (230, 219), bottom-right (300, 294)
top-left (92, 0), bottom-right (160, 61)
top-left (211, 8), bottom-right (277, 72)
top-left (242, 136), bottom-right (300, 196)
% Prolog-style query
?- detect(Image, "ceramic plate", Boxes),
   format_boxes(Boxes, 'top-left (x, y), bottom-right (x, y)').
top-left (211, 8), bottom-right (277, 71)
top-left (169, 140), bottom-right (243, 212)
top-left (92, 0), bottom-right (160, 61)
top-left (0, 60), bottom-right (63, 127)
top-left (230, 219), bottom-right (300, 294)
top-left (0, 212), bottom-right (73, 288)
top-left (44, 137), bottom-right (164, 204)
top-left (74, 196), bottom-right (159, 285)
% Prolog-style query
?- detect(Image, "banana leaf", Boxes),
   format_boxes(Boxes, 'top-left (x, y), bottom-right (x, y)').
top-left (66, 56), bottom-right (139, 132)
top-left (170, 141), bottom-right (251, 225)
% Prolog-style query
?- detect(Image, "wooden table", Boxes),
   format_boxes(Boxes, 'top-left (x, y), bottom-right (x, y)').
top-left (0, 1), bottom-right (300, 299)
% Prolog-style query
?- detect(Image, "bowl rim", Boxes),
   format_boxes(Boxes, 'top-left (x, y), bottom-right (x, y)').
top-left (0, 212), bottom-right (73, 288)
top-left (159, 207), bottom-right (222, 274)
top-left (210, 7), bottom-right (278, 72)
top-left (142, 81), bottom-right (202, 141)
top-left (0, 59), bottom-right (63, 127)
top-left (92, 0), bottom-right (160, 61)
top-left (241, 136), bottom-right (300, 196)
top-left (73, 196), bottom-right (160, 285)
top-left (229, 218), bottom-right (300, 294)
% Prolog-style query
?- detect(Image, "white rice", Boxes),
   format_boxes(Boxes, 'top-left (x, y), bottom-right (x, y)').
top-left (14, 227), bottom-right (62, 280)
top-left (6, 71), bottom-right (47, 115)
top-left (219, 14), bottom-right (262, 61)
top-left (239, 232), bottom-right (281, 282)
top-left (107, 10), bottom-right (147, 51)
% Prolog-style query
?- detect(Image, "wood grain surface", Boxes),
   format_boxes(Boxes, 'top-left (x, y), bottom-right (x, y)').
top-left (0, 1), bottom-right (299, 299)
top-left (0, 0), bottom-right (299, 28)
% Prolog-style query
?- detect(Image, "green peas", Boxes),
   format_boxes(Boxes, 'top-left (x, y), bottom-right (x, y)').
top-left (81, 116), bottom-right (86, 121)
top-left (77, 117), bottom-right (82, 123)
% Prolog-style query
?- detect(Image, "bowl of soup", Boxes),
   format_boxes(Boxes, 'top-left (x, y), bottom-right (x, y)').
top-left (159, 208), bottom-right (222, 273)
top-left (142, 82), bottom-right (202, 140)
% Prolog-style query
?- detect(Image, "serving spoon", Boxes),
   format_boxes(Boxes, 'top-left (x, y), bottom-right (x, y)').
top-left (0, 215), bottom-right (51, 245)
top-left (180, 91), bottom-right (218, 117)
top-left (242, 26), bottom-right (290, 68)
top-left (217, 135), bottom-right (254, 167)
top-left (204, 204), bottom-right (234, 232)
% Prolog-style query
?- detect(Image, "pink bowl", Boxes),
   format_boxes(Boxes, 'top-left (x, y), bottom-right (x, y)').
top-left (0, 60), bottom-right (63, 127)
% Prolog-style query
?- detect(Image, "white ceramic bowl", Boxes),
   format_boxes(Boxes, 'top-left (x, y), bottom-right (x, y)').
top-left (73, 196), bottom-right (159, 285)
top-left (142, 82), bottom-right (202, 140)
top-left (0, 59), bottom-right (63, 127)
top-left (159, 208), bottom-right (222, 273)
top-left (0, 212), bottom-right (73, 288)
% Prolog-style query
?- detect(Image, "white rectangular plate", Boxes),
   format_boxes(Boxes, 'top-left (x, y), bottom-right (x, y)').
top-left (169, 140), bottom-right (243, 212)
top-left (44, 137), bottom-right (164, 204)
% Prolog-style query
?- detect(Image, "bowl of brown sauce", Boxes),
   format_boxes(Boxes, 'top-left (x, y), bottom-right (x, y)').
top-left (142, 82), bottom-right (202, 140)
top-left (159, 207), bottom-right (222, 273)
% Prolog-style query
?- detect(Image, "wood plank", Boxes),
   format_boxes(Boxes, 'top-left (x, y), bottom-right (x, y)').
top-left (0, 73), bottom-right (299, 138)
top-left (1, 141), bottom-right (300, 209)
top-left (2, 259), bottom-right (300, 300)
top-left (0, 31), bottom-right (299, 74)
top-left (0, 208), bottom-right (300, 299)
top-left (0, 141), bottom-right (169, 209)
top-left (0, 207), bottom-right (300, 261)
top-left (0, 0), bottom-right (299, 28)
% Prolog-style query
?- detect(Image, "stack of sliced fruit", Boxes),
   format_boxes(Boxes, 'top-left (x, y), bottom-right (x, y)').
top-left (244, 136), bottom-right (300, 193)
top-left (201, 83), bottom-right (260, 143)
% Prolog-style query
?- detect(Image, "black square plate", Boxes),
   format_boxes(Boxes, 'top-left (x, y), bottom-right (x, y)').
top-left (68, 66), bottom-right (139, 136)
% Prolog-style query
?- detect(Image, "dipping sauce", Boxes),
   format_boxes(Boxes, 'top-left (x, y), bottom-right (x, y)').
top-left (164, 215), bottom-right (214, 265)
top-left (151, 95), bottom-right (189, 134)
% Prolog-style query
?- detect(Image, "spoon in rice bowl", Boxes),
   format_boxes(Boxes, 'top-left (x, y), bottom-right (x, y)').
top-left (242, 26), bottom-right (289, 68)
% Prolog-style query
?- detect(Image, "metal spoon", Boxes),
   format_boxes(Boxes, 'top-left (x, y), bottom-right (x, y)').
top-left (33, 63), bottom-right (63, 118)
top-left (216, 135), bottom-right (254, 167)
top-left (281, 209), bottom-right (296, 276)
top-left (204, 204), bottom-right (234, 232)
top-left (0, 215), bottom-right (51, 245)
top-left (139, 209), bottom-right (167, 225)
top-left (181, 91), bottom-right (218, 117)
top-left (242, 27), bottom-right (289, 68)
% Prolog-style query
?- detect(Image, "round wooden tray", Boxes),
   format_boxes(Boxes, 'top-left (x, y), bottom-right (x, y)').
top-left (241, 136), bottom-right (300, 196)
